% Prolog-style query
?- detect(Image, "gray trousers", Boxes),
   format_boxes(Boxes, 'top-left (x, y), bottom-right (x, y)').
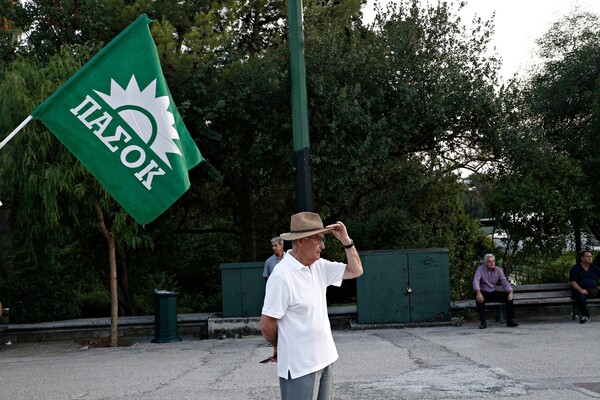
top-left (279, 364), bottom-right (333, 400)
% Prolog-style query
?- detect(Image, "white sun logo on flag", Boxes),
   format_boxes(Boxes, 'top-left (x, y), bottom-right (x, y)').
top-left (95, 75), bottom-right (182, 168)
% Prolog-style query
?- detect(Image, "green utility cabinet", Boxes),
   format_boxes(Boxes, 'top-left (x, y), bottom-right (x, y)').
top-left (152, 291), bottom-right (181, 343)
top-left (220, 262), bottom-right (265, 317)
top-left (357, 249), bottom-right (450, 324)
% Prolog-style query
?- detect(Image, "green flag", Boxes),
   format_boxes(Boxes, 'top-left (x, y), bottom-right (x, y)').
top-left (31, 14), bottom-right (203, 225)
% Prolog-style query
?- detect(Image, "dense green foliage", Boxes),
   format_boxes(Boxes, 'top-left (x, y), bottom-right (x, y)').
top-left (478, 10), bottom-right (600, 276)
top-left (5, 0), bottom-right (587, 322)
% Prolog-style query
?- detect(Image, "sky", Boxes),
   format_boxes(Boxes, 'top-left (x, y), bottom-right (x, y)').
top-left (362, 0), bottom-right (600, 83)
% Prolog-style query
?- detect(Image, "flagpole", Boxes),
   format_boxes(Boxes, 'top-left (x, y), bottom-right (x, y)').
top-left (0, 115), bottom-right (33, 150)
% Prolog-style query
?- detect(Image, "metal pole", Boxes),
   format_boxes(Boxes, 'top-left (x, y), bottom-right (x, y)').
top-left (287, 0), bottom-right (314, 212)
top-left (0, 115), bottom-right (33, 150)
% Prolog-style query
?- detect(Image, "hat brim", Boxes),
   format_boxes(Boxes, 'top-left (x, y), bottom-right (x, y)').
top-left (280, 227), bottom-right (333, 241)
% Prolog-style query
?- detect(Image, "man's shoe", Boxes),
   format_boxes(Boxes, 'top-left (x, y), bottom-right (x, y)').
top-left (479, 322), bottom-right (487, 329)
top-left (507, 320), bottom-right (519, 327)
top-left (580, 316), bottom-right (589, 324)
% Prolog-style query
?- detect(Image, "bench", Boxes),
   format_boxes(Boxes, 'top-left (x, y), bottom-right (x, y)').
top-left (451, 282), bottom-right (600, 324)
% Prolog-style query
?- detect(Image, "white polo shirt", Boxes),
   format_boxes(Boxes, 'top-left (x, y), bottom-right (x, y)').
top-left (261, 250), bottom-right (346, 379)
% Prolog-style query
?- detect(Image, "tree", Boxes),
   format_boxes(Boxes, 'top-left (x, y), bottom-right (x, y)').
top-left (0, 53), bottom-right (153, 345)
top-left (526, 11), bottom-right (600, 246)
top-left (0, 0), bottom-right (506, 323)
top-left (187, 1), bottom-right (503, 299)
top-left (0, 3), bottom-right (225, 331)
top-left (303, 0), bottom-right (502, 216)
top-left (461, 173), bottom-right (492, 220)
top-left (484, 10), bottom-right (600, 272)
top-left (0, 0), bottom-right (137, 60)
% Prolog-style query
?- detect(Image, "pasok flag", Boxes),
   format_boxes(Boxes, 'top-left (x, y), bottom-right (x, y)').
top-left (30, 14), bottom-right (203, 225)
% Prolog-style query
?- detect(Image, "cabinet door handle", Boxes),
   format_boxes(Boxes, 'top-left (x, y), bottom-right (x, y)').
top-left (406, 287), bottom-right (412, 294)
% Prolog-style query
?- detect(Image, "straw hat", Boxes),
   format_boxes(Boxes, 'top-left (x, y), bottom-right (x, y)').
top-left (280, 212), bottom-right (332, 241)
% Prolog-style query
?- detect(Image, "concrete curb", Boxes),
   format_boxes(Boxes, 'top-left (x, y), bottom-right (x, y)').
top-left (0, 308), bottom-right (359, 343)
top-left (0, 313), bottom-right (214, 343)
top-left (0, 306), bottom-right (466, 343)
top-left (350, 317), bottom-right (462, 330)
top-left (208, 317), bottom-right (260, 339)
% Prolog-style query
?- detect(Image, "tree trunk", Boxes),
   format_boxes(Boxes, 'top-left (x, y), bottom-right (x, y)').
top-left (240, 170), bottom-right (256, 261)
top-left (108, 231), bottom-right (118, 347)
top-left (226, 168), bottom-right (257, 261)
top-left (117, 256), bottom-right (137, 316)
top-left (0, 207), bottom-right (13, 278)
top-left (95, 202), bottom-right (118, 347)
top-left (573, 216), bottom-right (582, 259)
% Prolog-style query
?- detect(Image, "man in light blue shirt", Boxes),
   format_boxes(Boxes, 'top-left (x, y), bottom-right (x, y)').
top-left (263, 236), bottom-right (284, 281)
top-left (473, 254), bottom-right (519, 329)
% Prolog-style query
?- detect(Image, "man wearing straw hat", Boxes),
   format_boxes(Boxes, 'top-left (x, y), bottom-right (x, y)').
top-left (259, 211), bottom-right (363, 400)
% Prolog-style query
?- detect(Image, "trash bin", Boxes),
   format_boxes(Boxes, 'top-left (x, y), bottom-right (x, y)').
top-left (152, 290), bottom-right (181, 343)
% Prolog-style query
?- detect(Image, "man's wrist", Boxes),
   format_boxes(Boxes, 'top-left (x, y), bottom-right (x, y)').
top-left (343, 239), bottom-right (354, 249)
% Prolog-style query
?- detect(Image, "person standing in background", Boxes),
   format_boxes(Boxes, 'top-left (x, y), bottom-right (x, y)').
top-left (263, 236), bottom-right (284, 281)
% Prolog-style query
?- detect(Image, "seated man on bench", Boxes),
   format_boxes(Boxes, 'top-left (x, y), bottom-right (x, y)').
top-left (473, 254), bottom-right (519, 329)
top-left (570, 250), bottom-right (600, 324)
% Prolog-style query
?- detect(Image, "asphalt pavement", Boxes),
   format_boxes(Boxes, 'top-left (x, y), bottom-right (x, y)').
top-left (1, 316), bottom-right (599, 400)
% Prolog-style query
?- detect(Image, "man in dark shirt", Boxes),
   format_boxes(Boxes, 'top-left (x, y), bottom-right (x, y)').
top-left (570, 250), bottom-right (600, 324)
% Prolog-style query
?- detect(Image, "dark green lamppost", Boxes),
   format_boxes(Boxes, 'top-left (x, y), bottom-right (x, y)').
top-left (287, 0), bottom-right (314, 212)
